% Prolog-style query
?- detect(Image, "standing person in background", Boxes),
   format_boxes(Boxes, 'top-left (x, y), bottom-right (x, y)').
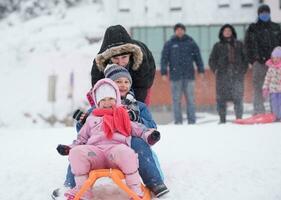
top-left (209, 24), bottom-right (248, 123)
top-left (245, 4), bottom-right (281, 115)
top-left (262, 47), bottom-right (281, 122)
top-left (161, 23), bottom-right (205, 124)
top-left (91, 25), bottom-right (156, 104)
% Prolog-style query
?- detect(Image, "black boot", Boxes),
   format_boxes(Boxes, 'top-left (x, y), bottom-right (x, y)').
top-left (219, 115), bottom-right (226, 124)
top-left (150, 183), bottom-right (169, 198)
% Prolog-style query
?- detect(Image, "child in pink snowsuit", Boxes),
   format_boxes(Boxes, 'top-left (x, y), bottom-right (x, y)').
top-left (63, 78), bottom-right (157, 200)
top-left (263, 46), bottom-right (281, 121)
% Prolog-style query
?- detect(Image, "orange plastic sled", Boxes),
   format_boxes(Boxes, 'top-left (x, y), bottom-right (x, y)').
top-left (73, 169), bottom-right (151, 200)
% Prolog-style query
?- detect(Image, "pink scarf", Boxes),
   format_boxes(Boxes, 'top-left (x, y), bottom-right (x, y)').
top-left (266, 59), bottom-right (281, 68)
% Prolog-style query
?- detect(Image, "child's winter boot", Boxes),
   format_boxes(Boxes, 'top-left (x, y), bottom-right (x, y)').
top-left (64, 175), bottom-right (93, 200)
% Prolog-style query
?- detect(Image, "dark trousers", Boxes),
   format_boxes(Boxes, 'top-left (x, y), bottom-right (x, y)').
top-left (217, 98), bottom-right (243, 120)
top-left (252, 62), bottom-right (268, 114)
top-left (216, 67), bottom-right (244, 121)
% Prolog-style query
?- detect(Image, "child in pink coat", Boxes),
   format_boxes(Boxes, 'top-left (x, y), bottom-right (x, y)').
top-left (263, 46), bottom-right (281, 121)
top-left (59, 78), bottom-right (158, 200)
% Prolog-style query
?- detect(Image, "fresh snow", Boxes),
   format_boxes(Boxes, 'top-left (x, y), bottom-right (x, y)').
top-left (0, 122), bottom-right (281, 200)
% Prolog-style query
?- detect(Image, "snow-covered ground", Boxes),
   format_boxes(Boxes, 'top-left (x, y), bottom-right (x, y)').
top-left (1, 120), bottom-right (281, 200)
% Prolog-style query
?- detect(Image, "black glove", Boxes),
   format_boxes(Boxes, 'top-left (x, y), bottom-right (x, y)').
top-left (128, 109), bottom-right (140, 122)
top-left (124, 91), bottom-right (136, 105)
top-left (123, 92), bottom-right (140, 122)
top-left (73, 109), bottom-right (88, 125)
top-left (56, 144), bottom-right (71, 156)
top-left (147, 130), bottom-right (161, 145)
top-left (79, 112), bottom-right (89, 125)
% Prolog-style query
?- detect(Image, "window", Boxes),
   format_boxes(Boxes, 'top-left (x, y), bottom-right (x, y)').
top-left (240, 0), bottom-right (253, 8)
top-left (218, 0), bottom-right (230, 8)
top-left (118, 0), bottom-right (130, 12)
top-left (169, 0), bottom-right (182, 11)
top-left (92, 0), bottom-right (102, 3)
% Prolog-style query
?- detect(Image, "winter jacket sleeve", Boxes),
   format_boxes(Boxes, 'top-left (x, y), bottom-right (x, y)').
top-left (262, 67), bottom-right (273, 90)
top-left (130, 122), bottom-right (155, 145)
top-left (239, 41), bottom-right (249, 74)
top-left (208, 43), bottom-right (219, 73)
top-left (138, 101), bottom-right (157, 129)
top-left (76, 120), bottom-right (83, 133)
top-left (75, 107), bottom-right (95, 133)
top-left (71, 119), bottom-right (91, 148)
top-left (91, 60), bottom-right (105, 87)
top-left (278, 26), bottom-right (281, 46)
top-left (160, 41), bottom-right (170, 76)
top-left (191, 40), bottom-right (205, 73)
top-left (130, 40), bottom-right (156, 102)
top-left (244, 24), bottom-right (259, 64)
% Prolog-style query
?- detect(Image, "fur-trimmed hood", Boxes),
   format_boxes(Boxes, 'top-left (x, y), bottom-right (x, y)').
top-left (95, 43), bottom-right (143, 71)
top-left (95, 25), bottom-right (143, 72)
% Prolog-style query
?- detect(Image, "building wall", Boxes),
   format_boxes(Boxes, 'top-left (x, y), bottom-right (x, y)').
top-left (100, 0), bottom-right (281, 29)
top-left (131, 24), bottom-right (248, 67)
top-left (150, 69), bottom-right (253, 107)
top-left (102, 0), bottom-right (259, 26)
top-left (264, 0), bottom-right (281, 22)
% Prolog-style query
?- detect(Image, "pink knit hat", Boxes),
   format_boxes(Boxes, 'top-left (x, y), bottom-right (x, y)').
top-left (271, 46), bottom-right (281, 58)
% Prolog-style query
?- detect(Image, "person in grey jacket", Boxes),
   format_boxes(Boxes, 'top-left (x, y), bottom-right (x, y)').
top-left (161, 23), bottom-right (204, 124)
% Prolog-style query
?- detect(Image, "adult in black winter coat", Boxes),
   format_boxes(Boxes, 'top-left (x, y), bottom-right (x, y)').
top-left (91, 25), bottom-right (156, 103)
top-left (209, 24), bottom-right (248, 123)
top-left (244, 4), bottom-right (281, 114)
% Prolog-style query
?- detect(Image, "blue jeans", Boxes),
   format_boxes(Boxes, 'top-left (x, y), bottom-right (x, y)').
top-left (131, 137), bottom-right (164, 188)
top-left (171, 79), bottom-right (196, 124)
top-left (64, 165), bottom-right (75, 188)
top-left (64, 137), bottom-right (164, 189)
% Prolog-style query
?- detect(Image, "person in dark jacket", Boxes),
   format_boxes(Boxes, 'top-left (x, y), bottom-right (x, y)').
top-left (245, 4), bottom-right (281, 115)
top-left (209, 24), bottom-right (248, 123)
top-left (161, 23), bottom-right (205, 124)
top-left (91, 25), bottom-right (156, 104)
